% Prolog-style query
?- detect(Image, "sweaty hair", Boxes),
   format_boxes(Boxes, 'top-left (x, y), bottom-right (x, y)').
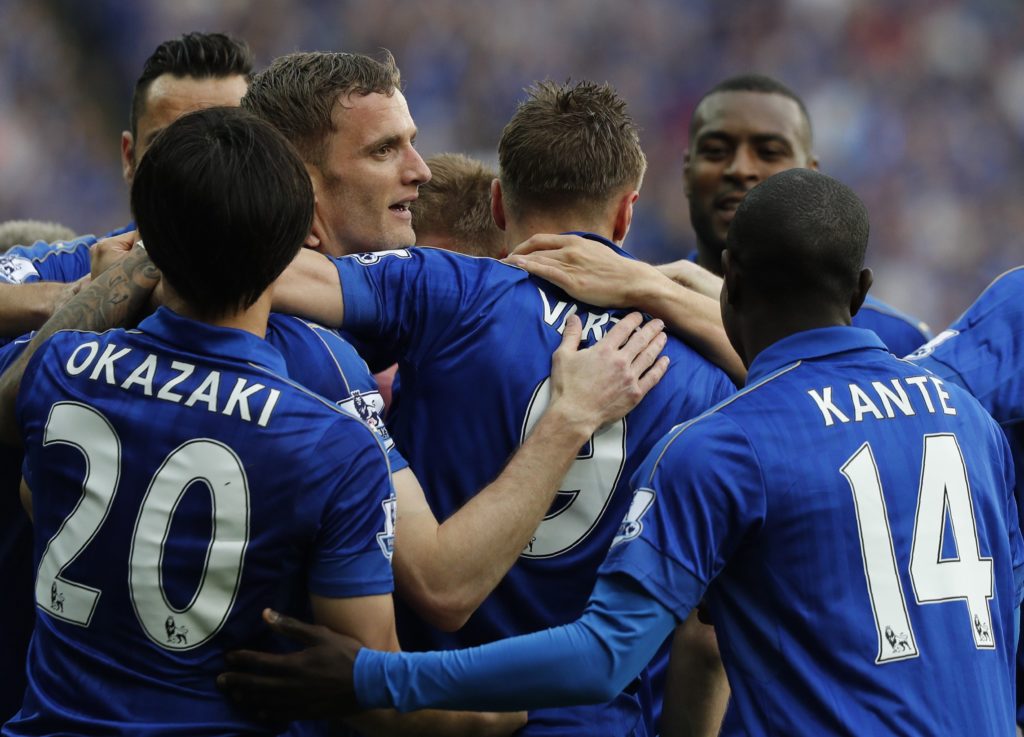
top-left (727, 169), bottom-right (867, 305)
top-left (498, 80), bottom-right (647, 217)
top-left (242, 50), bottom-right (401, 167)
top-left (690, 73), bottom-right (813, 146)
top-left (414, 153), bottom-right (504, 257)
top-left (130, 32), bottom-right (254, 139)
top-left (131, 107), bottom-right (313, 318)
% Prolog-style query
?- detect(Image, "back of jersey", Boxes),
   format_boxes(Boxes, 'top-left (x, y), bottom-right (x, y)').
top-left (335, 245), bottom-right (734, 735)
top-left (6, 309), bottom-right (393, 737)
top-left (710, 332), bottom-right (1021, 734)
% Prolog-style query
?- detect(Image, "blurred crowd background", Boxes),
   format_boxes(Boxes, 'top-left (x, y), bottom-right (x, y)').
top-left (2, 0), bottom-right (1022, 329)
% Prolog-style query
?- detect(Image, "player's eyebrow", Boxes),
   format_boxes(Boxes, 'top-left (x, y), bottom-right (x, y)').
top-left (363, 134), bottom-right (399, 154)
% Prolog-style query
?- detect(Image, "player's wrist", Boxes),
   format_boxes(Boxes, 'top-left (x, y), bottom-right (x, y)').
top-left (541, 397), bottom-right (603, 443)
top-left (621, 261), bottom-right (673, 311)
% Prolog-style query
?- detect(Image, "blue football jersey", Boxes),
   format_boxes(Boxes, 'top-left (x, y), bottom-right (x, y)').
top-left (0, 337), bottom-right (32, 723)
top-left (264, 313), bottom-right (407, 477)
top-left (907, 265), bottom-right (1024, 724)
top-left (855, 294), bottom-right (931, 358)
top-left (603, 327), bottom-right (1024, 736)
top-left (4, 307), bottom-right (395, 737)
top-left (0, 224), bottom-right (134, 287)
top-left (334, 238), bottom-right (735, 736)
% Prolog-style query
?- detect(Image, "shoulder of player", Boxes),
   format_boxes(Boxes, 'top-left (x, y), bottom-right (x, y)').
top-left (641, 363), bottom-right (799, 478)
top-left (856, 295), bottom-right (930, 339)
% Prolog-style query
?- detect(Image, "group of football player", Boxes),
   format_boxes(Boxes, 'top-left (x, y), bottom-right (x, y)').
top-left (0, 30), bottom-right (1021, 737)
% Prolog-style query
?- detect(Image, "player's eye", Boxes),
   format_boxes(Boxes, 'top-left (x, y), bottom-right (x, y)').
top-left (698, 143), bottom-right (729, 160)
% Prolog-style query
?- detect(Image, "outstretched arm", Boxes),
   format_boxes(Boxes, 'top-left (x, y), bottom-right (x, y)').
top-left (506, 234), bottom-right (746, 384)
top-left (0, 236), bottom-right (158, 447)
top-left (393, 312), bottom-right (670, 630)
top-left (308, 595), bottom-right (525, 736)
top-left (270, 248), bottom-right (345, 327)
top-left (220, 574), bottom-right (683, 722)
top-left (0, 279), bottom-right (89, 337)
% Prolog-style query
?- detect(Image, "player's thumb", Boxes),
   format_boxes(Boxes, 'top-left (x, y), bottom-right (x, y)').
top-left (557, 314), bottom-right (582, 354)
top-left (263, 608), bottom-right (324, 645)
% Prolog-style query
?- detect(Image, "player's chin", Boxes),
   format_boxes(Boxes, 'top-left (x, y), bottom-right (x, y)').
top-left (384, 223), bottom-right (416, 249)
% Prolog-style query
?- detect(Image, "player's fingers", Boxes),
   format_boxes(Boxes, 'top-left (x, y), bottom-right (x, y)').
top-left (223, 648), bottom-right (295, 674)
top-left (263, 608), bottom-right (324, 646)
top-left (631, 331), bottom-right (668, 373)
top-left (556, 314), bottom-right (582, 354)
top-left (600, 312), bottom-right (644, 349)
top-left (617, 316), bottom-right (664, 357)
top-left (509, 233), bottom-right (575, 257)
top-left (506, 255), bottom-right (579, 292)
top-left (636, 355), bottom-right (671, 396)
top-left (217, 670), bottom-right (302, 698)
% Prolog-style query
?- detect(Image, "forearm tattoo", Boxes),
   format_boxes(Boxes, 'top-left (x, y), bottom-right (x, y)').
top-left (0, 248), bottom-right (159, 443)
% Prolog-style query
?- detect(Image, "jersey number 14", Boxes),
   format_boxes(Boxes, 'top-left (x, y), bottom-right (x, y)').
top-left (842, 433), bottom-right (995, 664)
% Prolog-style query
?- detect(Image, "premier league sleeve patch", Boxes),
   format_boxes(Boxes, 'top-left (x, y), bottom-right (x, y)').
top-left (611, 489), bottom-right (655, 547)
top-left (348, 249), bottom-right (412, 266)
top-left (337, 389), bottom-right (395, 451)
top-left (0, 255), bottom-right (40, 283)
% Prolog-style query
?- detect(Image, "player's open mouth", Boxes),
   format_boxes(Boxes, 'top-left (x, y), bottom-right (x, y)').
top-left (390, 200), bottom-right (414, 219)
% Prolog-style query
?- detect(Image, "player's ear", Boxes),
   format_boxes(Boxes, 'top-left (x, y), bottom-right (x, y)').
top-left (121, 131), bottom-right (135, 186)
top-left (721, 249), bottom-right (740, 306)
top-left (612, 190), bottom-right (639, 243)
top-left (850, 267), bottom-right (873, 317)
top-left (682, 152), bottom-right (693, 197)
top-left (490, 179), bottom-right (506, 231)
top-left (307, 195), bottom-right (328, 251)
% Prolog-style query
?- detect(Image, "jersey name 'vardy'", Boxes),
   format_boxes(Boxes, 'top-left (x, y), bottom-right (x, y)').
top-left (334, 239), bottom-right (735, 736)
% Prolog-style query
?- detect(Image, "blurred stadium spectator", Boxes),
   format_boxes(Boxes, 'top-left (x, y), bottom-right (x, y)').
top-left (2, 0), bottom-right (1022, 328)
top-left (0, 220), bottom-right (76, 252)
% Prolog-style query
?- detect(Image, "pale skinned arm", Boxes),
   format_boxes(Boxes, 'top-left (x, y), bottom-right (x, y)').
top-left (294, 597), bottom-right (525, 737)
top-left (0, 278), bottom-right (90, 337)
top-left (269, 248), bottom-right (345, 327)
top-left (0, 234), bottom-right (157, 447)
top-left (506, 234), bottom-right (746, 385)
top-left (392, 312), bottom-right (670, 631)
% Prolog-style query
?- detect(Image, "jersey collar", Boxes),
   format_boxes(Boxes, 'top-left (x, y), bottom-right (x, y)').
top-left (137, 307), bottom-right (288, 375)
top-left (747, 326), bottom-right (889, 384)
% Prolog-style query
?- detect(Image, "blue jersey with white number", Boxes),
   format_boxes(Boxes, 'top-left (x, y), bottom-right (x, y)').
top-left (603, 327), bottom-right (1024, 736)
top-left (334, 239), bottom-right (734, 736)
top-left (907, 266), bottom-right (1024, 724)
top-left (5, 308), bottom-right (395, 737)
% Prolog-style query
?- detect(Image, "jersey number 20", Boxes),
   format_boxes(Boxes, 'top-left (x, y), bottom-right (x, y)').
top-left (842, 433), bottom-right (995, 664)
top-left (34, 402), bottom-right (249, 652)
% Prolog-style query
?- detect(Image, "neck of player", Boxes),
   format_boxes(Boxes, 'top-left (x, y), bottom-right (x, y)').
top-left (160, 285), bottom-right (273, 338)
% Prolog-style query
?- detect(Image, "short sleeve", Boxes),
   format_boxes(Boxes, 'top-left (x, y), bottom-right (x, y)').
top-left (334, 248), bottom-right (510, 366)
top-left (0, 236), bottom-right (95, 283)
top-left (601, 413), bottom-right (766, 620)
top-left (266, 315), bottom-right (408, 473)
top-left (307, 418), bottom-right (395, 598)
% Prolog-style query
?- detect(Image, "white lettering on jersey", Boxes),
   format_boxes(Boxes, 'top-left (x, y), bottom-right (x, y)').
top-left (536, 287), bottom-right (620, 337)
top-left (62, 340), bottom-right (283, 427)
top-left (810, 376), bottom-right (958, 427)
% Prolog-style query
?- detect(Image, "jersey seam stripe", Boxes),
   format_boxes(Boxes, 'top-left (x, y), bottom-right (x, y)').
top-left (644, 361), bottom-right (801, 484)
